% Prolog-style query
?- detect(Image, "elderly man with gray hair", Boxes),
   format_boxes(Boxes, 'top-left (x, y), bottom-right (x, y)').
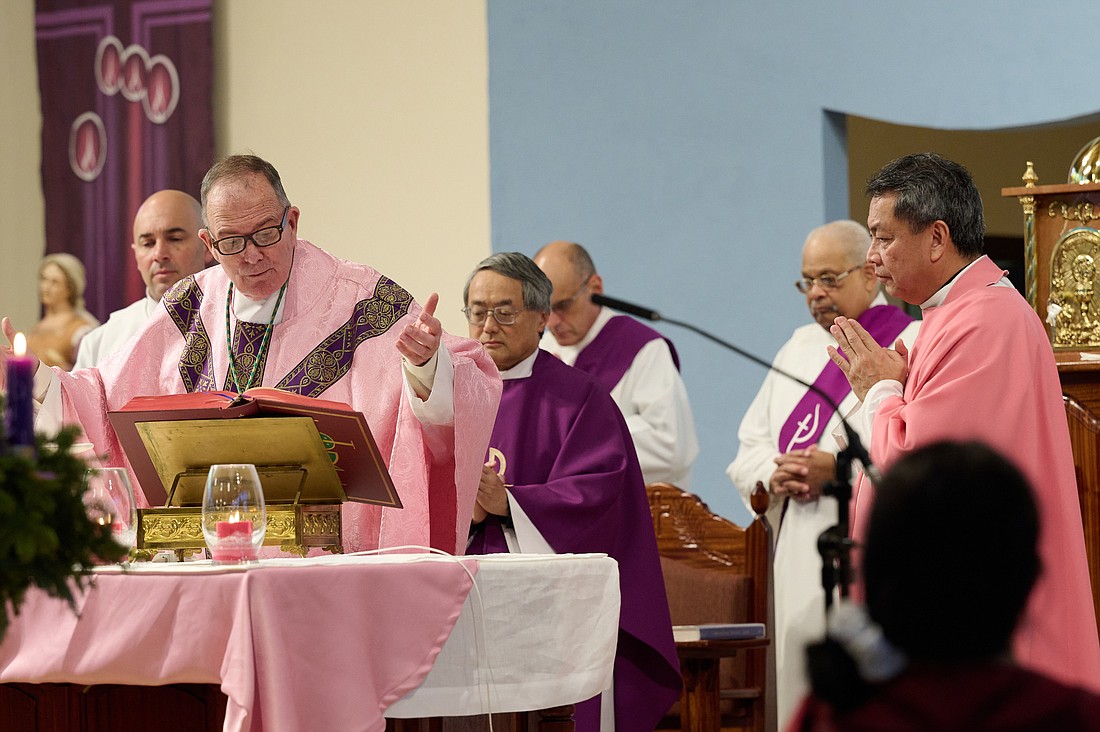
top-left (461, 251), bottom-right (680, 732)
top-left (726, 219), bottom-right (920, 729)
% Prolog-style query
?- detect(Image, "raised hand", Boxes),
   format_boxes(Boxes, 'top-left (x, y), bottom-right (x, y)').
top-left (396, 293), bottom-right (443, 367)
top-left (826, 316), bottom-right (908, 401)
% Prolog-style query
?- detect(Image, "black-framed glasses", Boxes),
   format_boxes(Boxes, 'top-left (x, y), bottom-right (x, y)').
top-left (795, 265), bottom-right (862, 293)
top-left (551, 280), bottom-right (590, 315)
top-left (208, 206), bottom-right (289, 256)
top-left (461, 306), bottom-right (525, 326)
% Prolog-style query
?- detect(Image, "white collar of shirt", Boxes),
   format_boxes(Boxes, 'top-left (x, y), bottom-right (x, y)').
top-left (141, 293), bottom-right (160, 316)
top-left (920, 255), bottom-right (1009, 309)
top-left (232, 285), bottom-right (287, 324)
top-left (499, 348), bottom-right (540, 381)
top-left (551, 306), bottom-right (612, 364)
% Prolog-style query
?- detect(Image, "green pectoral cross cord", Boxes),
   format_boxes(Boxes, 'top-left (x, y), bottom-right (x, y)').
top-left (224, 281), bottom-right (288, 393)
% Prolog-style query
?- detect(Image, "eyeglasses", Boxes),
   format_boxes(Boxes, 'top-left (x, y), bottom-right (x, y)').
top-left (551, 281), bottom-right (590, 315)
top-left (208, 206), bottom-right (290, 256)
top-left (461, 306), bottom-right (525, 326)
top-left (795, 265), bottom-right (862, 293)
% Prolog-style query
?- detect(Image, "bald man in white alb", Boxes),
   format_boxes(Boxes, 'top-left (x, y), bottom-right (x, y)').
top-left (75, 190), bottom-right (211, 369)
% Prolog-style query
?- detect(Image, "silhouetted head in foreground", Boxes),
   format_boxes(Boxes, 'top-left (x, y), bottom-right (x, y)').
top-left (808, 440), bottom-right (1041, 711)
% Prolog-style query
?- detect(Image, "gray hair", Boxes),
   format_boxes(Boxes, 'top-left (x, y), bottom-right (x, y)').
top-left (866, 152), bottom-right (985, 258)
top-left (200, 154), bottom-right (291, 222)
top-left (806, 220), bottom-right (872, 266)
top-left (463, 252), bottom-right (553, 314)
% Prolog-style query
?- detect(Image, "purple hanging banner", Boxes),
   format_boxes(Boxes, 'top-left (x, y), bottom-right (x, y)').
top-left (35, 0), bottom-right (213, 321)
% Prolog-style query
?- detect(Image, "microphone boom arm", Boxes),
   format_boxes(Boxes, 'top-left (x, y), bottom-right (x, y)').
top-left (592, 292), bottom-right (873, 608)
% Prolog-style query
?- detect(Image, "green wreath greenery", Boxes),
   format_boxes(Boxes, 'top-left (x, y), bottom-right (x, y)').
top-left (0, 412), bottom-right (127, 641)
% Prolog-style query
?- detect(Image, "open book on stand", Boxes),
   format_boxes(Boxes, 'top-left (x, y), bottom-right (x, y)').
top-left (672, 622), bottom-right (766, 642)
top-left (108, 387), bottom-right (400, 509)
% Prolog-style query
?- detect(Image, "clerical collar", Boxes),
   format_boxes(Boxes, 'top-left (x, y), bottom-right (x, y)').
top-left (499, 348), bottom-right (540, 380)
top-left (225, 280), bottom-right (288, 393)
top-left (921, 256), bottom-right (985, 310)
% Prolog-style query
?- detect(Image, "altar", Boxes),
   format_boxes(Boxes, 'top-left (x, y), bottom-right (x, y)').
top-left (0, 552), bottom-right (620, 731)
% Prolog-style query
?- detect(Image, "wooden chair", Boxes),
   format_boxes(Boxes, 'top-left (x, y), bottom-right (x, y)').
top-left (648, 482), bottom-right (776, 732)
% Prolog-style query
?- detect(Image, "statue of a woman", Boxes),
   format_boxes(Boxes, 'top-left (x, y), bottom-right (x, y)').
top-left (26, 253), bottom-right (99, 370)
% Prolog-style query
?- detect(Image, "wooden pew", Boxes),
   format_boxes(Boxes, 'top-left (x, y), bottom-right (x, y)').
top-left (648, 482), bottom-right (776, 732)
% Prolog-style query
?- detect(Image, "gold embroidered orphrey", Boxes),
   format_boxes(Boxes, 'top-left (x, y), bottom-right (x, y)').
top-left (1049, 227), bottom-right (1100, 348)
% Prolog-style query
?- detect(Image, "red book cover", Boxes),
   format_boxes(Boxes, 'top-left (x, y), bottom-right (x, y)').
top-left (108, 388), bottom-right (400, 509)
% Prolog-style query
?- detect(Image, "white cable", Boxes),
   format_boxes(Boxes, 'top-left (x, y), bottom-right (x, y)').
top-left (346, 545), bottom-right (498, 728)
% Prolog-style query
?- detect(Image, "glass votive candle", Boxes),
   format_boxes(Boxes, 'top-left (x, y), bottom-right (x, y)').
top-left (84, 467), bottom-right (139, 561)
top-left (201, 464), bottom-right (266, 564)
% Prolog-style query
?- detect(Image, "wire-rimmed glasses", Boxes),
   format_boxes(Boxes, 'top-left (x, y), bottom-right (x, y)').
top-left (551, 281), bottom-right (590, 314)
top-left (795, 265), bottom-right (862, 293)
top-left (208, 206), bottom-right (290, 256)
top-left (461, 306), bottom-right (525, 326)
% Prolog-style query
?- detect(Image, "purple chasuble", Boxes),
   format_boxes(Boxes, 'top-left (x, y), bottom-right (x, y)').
top-left (777, 305), bottom-right (914, 453)
top-left (467, 350), bottom-right (681, 732)
top-left (572, 315), bottom-right (680, 393)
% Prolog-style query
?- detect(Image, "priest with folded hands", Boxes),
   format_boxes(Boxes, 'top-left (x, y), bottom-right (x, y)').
top-left (0, 154), bottom-right (501, 555)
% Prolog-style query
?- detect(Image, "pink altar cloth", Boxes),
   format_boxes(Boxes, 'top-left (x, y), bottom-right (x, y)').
top-left (0, 554), bottom-right (477, 732)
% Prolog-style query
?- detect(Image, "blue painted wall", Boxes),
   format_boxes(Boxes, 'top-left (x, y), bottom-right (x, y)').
top-left (488, 0), bottom-right (1099, 524)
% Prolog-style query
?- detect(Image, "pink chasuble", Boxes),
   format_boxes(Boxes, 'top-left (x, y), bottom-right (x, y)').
top-left (55, 239), bottom-right (502, 555)
top-left (854, 255), bottom-right (1100, 693)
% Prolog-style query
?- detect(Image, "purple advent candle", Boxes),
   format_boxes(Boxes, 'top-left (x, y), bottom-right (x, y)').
top-left (5, 333), bottom-right (35, 450)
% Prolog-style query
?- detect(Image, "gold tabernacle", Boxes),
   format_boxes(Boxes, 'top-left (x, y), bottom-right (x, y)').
top-left (1003, 161), bottom-right (1100, 350)
top-left (133, 417), bottom-right (352, 557)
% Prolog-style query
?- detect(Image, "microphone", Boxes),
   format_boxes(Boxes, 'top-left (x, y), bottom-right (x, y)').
top-left (593, 293), bottom-right (875, 472)
top-left (593, 291), bottom-right (875, 606)
top-left (590, 293), bottom-right (661, 321)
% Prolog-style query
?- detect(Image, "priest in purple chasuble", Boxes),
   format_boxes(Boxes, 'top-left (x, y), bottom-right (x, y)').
top-left (726, 220), bottom-right (919, 729)
top-left (830, 153), bottom-right (1100, 694)
top-left (462, 252), bottom-right (681, 732)
top-left (5, 155), bottom-right (501, 556)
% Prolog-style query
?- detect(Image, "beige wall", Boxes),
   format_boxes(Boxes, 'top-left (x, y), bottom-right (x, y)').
top-left (0, 0), bottom-right (44, 332)
top-left (0, 0), bottom-right (491, 336)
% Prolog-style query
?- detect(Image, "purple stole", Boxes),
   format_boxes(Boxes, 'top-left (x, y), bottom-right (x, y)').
top-left (163, 274), bottom-right (412, 395)
top-left (572, 315), bottom-right (680, 393)
top-left (776, 305), bottom-right (914, 453)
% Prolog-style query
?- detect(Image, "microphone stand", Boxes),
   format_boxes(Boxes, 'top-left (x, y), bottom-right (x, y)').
top-left (591, 294), bottom-right (871, 610)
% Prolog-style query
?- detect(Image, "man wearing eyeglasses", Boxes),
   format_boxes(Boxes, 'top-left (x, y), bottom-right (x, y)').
top-left (725, 219), bottom-right (920, 729)
top-left (74, 190), bottom-right (212, 369)
top-left (533, 240), bottom-right (698, 488)
top-left (462, 252), bottom-right (681, 732)
top-left (4, 154), bottom-right (501, 556)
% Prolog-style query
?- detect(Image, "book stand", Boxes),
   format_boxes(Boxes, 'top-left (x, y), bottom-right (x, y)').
top-left (132, 416), bottom-right (390, 558)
